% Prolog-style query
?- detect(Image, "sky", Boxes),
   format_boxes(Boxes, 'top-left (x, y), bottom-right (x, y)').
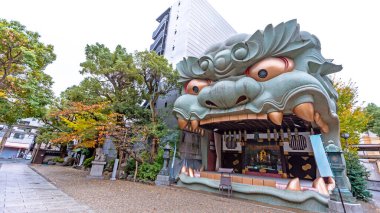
top-left (1, 0), bottom-right (379, 106)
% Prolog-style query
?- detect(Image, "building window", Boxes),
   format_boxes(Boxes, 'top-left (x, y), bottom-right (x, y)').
top-left (172, 46), bottom-right (175, 51)
top-left (13, 133), bottom-right (25, 139)
top-left (174, 29), bottom-right (177, 35)
top-left (165, 102), bottom-right (168, 108)
top-left (19, 121), bottom-right (30, 125)
top-left (178, 1), bottom-right (181, 6)
top-left (176, 15), bottom-right (179, 20)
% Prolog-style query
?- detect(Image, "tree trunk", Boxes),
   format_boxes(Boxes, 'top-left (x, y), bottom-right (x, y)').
top-left (149, 95), bottom-right (159, 157)
top-left (149, 99), bottom-right (157, 123)
top-left (0, 126), bottom-right (12, 153)
top-left (117, 150), bottom-right (124, 173)
top-left (60, 144), bottom-right (67, 158)
top-left (31, 143), bottom-right (41, 163)
top-left (134, 160), bottom-right (139, 182)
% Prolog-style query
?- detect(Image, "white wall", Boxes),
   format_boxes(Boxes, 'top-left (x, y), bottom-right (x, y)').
top-left (164, 0), bottom-right (236, 65)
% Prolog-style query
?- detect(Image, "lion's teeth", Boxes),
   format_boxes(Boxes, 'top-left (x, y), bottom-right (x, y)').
top-left (268, 111), bottom-right (283, 125)
top-left (178, 118), bottom-right (187, 130)
top-left (286, 178), bottom-right (301, 191)
top-left (312, 177), bottom-right (329, 196)
top-left (314, 112), bottom-right (329, 133)
top-left (191, 120), bottom-right (199, 130)
top-left (293, 103), bottom-right (314, 122)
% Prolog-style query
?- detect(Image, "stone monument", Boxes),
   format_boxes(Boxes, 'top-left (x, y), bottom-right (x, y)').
top-left (87, 148), bottom-right (106, 179)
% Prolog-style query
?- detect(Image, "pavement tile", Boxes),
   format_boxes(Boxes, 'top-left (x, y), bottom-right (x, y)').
top-left (0, 161), bottom-right (92, 213)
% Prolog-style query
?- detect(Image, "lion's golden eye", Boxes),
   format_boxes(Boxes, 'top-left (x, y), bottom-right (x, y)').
top-left (185, 79), bottom-right (211, 95)
top-left (245, 57), bottom-right (294, 82)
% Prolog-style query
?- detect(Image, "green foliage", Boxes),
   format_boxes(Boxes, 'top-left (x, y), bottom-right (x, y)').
top-left (137, 149), bottom-right (164, 181)
top-left (79, 43), bottom-right (144, 116)
top-left (81, 148), bottom-right (91, 157)
top-left (105, 159), bottom-right (115, 172)
top-left (0, 19), bottom-right (56, 124)
top-left (83, 156), bottom-right (95, 168)
top-left (344, 152), bottom-right (372, 201)
top-left (134, 50), bottom-right (179, 123)
top-left (125, 158), bottom-right (137, 175)
top-left (52, 157), bottom-right (64, 163)
top-left (334, 79), bottom-right (369, 150)
top-left (365, 103), bottom-right (380, 136)
top-left (137, 161), bottom-right (161, 181)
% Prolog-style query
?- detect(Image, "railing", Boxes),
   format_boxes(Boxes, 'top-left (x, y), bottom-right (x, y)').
top-left (152, 15), bottom-right (168, 39)
top-left (150, 30), bottom-right (164, 51)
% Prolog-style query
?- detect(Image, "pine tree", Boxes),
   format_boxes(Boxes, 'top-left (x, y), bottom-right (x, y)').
top-left (344, 152), bottom-right (372, 201)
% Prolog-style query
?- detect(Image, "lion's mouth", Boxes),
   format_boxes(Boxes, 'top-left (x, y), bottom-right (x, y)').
top-left (176, 102), bottom-right (330, 135)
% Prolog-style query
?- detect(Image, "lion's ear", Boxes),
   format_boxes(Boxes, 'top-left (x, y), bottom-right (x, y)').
top-left (308, 61), bottom-right (342, 76)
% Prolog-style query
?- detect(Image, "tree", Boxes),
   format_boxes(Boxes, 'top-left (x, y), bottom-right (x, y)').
top-left (48, 102), bottom-right (110, 148)
top-left (0, 19), bottom-right (56, 123)
top-left (79, 43), bottom-right (145, 118)
top-left (345, 152), bottom-right (372, 201)
top-left (134, 50), bottom-right (179, 155)
top-left (365, 103), bottom-right (380, 136)
top-left (134, 50), bottom-right (179, 123)
top-left (334, 78), bottom-right (372, 201)
top-left (0, 19), bottom-right (56, 154)
top-left (334, 79), bottom-right (369, 150)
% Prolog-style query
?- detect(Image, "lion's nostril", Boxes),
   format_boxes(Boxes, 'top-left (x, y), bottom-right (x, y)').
top-left (236, 95), bottom-right (248, 104)
top-left (205, 100), bottom-right (218, 107)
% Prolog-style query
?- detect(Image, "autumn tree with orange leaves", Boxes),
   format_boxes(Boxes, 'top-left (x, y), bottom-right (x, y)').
top-left (49, 102), bottom-right (110, 148)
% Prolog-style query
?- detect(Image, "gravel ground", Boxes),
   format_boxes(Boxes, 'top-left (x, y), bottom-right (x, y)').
top-left (30, 165), bottom-right (300, 213)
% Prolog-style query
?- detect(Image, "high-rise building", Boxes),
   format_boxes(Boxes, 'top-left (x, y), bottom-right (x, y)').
top-left (150, 0), bottom-right (236, 127)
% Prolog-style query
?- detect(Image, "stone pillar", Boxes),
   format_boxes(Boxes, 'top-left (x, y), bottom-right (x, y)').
top-left (110, 159), bottom-right (119, 181)
top-left (79, 154), bottom-right (85, 166)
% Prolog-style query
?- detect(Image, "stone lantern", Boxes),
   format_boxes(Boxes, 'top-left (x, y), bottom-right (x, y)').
top-left (161, 144), bottom-right (172, 175)
top-left (325, 141), bottom-right (362, 213)
top-left (155, 144), bottom-right (172, 186)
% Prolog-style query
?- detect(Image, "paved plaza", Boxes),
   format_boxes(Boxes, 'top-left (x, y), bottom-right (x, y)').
top-left (0, 160), bottom-right (93, 213)
top-left (2, 160), bottom-right (379, 213)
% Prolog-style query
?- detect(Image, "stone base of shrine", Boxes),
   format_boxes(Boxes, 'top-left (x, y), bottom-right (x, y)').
top-left (328, 200), bottom-right (363, 213)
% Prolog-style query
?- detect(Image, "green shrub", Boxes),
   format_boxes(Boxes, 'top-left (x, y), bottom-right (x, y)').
top-left (125, 158), bottom-right (136, 175)
top-left (83, 156), bottom-right (95, 168)
top-left (52, 157), bottom-right (64, 163)
top-left (81, 148), bottom-right (91, 157)
top-left (137, 148), bottom-right (164, 181)
top-left (345, 152), bottom-right (372, 201)
top-left (137, 161), bottom-right (161, 181)
top-left (105, 159), bottom-right (115, 172)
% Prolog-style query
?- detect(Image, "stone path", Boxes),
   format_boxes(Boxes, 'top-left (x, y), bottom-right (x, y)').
top-left (0, 160), bottom-right (93, 213)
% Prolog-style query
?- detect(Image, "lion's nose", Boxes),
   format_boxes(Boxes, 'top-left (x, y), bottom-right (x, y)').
top-left (197, 77), bottom-right (261, 109)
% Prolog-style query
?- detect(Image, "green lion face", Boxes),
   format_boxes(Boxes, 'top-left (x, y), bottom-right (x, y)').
top-left (173, 20), bottom-right (342, 144)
